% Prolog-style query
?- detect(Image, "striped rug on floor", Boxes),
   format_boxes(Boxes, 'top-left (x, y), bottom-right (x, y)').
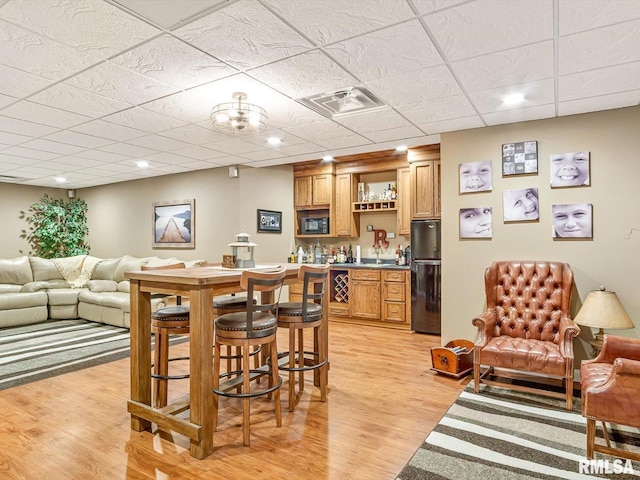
top-left (397, 384), bottom-right (640, 480)
top-left (0, 319), bottom-right (188, 390)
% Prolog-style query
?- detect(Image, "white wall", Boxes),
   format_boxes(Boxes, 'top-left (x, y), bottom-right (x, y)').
top-left (441, 106), bottom-right (640, 361)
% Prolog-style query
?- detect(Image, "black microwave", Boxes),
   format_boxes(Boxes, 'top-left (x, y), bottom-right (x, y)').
top-left (301, 217), bottom-right (329, 235)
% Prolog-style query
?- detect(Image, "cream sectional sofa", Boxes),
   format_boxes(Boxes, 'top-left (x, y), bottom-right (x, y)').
top-left (0, 255), bottom-right (199, 329)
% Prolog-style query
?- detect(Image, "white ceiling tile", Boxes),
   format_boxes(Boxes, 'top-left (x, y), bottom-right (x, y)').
top-left (315, 134), bottom-right (371, 150)
top-left (175, 0), bottom-right (312, 69)
top-left (362, 125), bottom-right (426, 143)
top-left (469, 79), bottom-right (555, 114)
top-left (366, 65), bottom-right (463, 107)
top-left (113, 0), bottom-right (226, 29)
top-left (0, 152), bottom-right (43, 165)
top-left (452, 41), bottom-right (554, 94)
top-left (415, 115), bottom-right (484, 135)
top-left (73, 149), bottom-right (129, 162)
top-left (19, 139), bottom-right (85, 155)
top-left (174, 160), bottom-right (225, 171)
top-left (250, 50), bottom-right (359, 99)
top-left (266, 100), bottom-right (326, 128)
top-left (0, 115), bottom-right (58, 137)
top-left (560, 62), bottom-right (640, 102)
top-left (0, 144), bottom-right (9, 151)
top-left (43, 130), bottom-right (114, 148)
top-left (202, 138), bottom-right (264, 155)
top-left (559, 19), bottom-right (640, 75)
top-left (558, 90), bottom-right (640, 117)
top-left (0, 129), bottom-right (33, 145)
top-left (98, 143), bottom-right (159, 157)
top-left (559, 0), bottom-right (640, 36)
top-left (413, 0), bottom-right (467, 15)
top-left (334, 108), bottom-right (412, 133)
top-left (29, 83), bottom-right (131, 117)
top-left (325, 20), bottom-right (443, 82)
top-left (238, 149), bottom-right (284, 161)
top-left (156, 124), bottom-right (226, 145)
top-left (244, 157), bottom-right (296, 168)
top-left (0, 92), bottom-right (16, 109)
top-left (0, 20), bottom-right (98, 80)
top-left (64, 61), bottom-right (178, 105)
top-left (0, 0), bottom-right (161, 57)
top-left (111, 34), bottom-right (237, 90)
top-left (125, 134), bottom-right (192, 151)
top-left (239, 131), bottom-right (307, 148)
top-left (0, 64), bottom-right (52, 98)
top-left (424, 0), bottom-right (553, 61)
top-left (102, 107), bottom-right (187, 133)
top-left (1, 101), bottom-right (91, 128)
top-left (276, 142), bottom-right (324, 156)
top-left (482, 104), bottom-right (556, 126)
top-left (52, 156), bottom-right (106, 168)
top-left (70, 120), bottom-right (147, 142)
top-left (266, 0), bottom-right (415, 45)
top-left (171, 145), bottom-right (227, 160)
top-left (398, 95), bottom-right (476, 124)
top-left (282, 120), bottom-right (358, 142)
top-left (137, 152), bottom-right (195, 165)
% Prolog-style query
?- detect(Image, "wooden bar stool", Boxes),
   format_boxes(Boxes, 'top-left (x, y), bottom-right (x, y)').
top-left (276, 265), bottom-right (329, 411)
top-left (212, 267), bottom-right (286, 446)
top-left (141, 263), bottom-right (190, 408)
top-left (213, 294), bottom-right (259, 376)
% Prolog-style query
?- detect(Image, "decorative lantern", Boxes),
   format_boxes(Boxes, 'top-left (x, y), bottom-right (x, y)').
top-left (228, 231), bottom-right (257, 268)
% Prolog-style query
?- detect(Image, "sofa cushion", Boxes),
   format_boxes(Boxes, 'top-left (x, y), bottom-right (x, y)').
top-left (21, 280), bottom-right (70, 292)
top-left (0, 291), bottom-right (48, 310)
top-left (117, 281), bottom-right (130, 293)
top-left (145, 256), bottom-right (181, 267)
top-left (0, 284), bottom-right (22, 294)
top-left (30, 257), bottom-right (64, 281)
top-left (92, 258), bottom-right (121, 281)
top-left (114, 255), bottom-right (150, 282)
top-left (87, 280), bottom-right (118, 293)
top-left (79, 290), bottom-right (130, 312)
top-left (47, 289), bottom-right (82, 305)
top-left (0, 256), bottom-right (33, 284)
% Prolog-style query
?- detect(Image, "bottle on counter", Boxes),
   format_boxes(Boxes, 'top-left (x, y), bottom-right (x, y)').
top-left (347, 243), bottom-right (353, 263)
top-left (395, 244), bottom-right (402, 265)
top-left (297, 246), bottom-right (304, 264)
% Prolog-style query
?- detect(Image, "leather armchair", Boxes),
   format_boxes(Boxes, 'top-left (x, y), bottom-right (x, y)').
top-left (581, 334), bottom-right (640, 461)
top-left (472, 261), bottom-right (581, 410)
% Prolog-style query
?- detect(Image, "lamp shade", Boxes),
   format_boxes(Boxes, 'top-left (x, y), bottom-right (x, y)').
top-left (574, 287), bottom-right (634, 330)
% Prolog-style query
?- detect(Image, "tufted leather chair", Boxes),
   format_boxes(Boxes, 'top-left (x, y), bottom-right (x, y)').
top-left (472, 261), bottom-right (581, 410)
top-left (581, 334), bottom-right (640, 461)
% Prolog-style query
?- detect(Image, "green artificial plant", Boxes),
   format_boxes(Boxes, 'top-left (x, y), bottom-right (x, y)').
top-left (20, 194), bottom-right (91, 258)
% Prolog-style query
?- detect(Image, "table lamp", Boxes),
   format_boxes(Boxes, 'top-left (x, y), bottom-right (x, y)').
top-left (574, 286), bottom-right (635, 357)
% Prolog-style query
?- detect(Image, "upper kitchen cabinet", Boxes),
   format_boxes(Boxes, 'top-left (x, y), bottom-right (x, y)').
top-left (294, 174), bottom-right (332, 208)
top-left (408, 146), bottom-right (441, 219)
top-left (335, 173), bottom-right (359, 237)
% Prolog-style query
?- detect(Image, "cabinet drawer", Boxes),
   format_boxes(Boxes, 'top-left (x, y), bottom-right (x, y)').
top-left (382, 270), bottom-right (405, 283)
top-left (329, 303), bottom-right (350, 317)
top-left (384, 282), bottom-right (405, 302)
top-left (384, 302), bottom-right (405, 323)
top-left (350, 269), bottom-right (380, 281)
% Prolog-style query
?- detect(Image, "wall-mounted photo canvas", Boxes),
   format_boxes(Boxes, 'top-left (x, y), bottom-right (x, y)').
top-left (502, 140), bottom-right (538, 175)
top-left (502, 187), bottom-right (539, 222)
top-left (459, 207), bottom-right (492, 238)
top-left (152, 199), bottom-right (194, 248)
top-left (550, 152), bottom-right (590, 187)
top-left (552, 203), bottom-right (593, 238)
top-left (459, 160), bottom-right (492, 193)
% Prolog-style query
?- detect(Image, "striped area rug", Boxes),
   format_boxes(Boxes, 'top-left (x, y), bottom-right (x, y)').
top-left (0, 319), bottom-right (188, 390)
top-left (397, 385), bottom-right (640, 480)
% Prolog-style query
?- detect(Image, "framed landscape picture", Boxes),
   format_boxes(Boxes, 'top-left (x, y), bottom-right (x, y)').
top-left (152, 199), bottom-right (195, 248)
top-left (502, 140), bottom-right (538, 176)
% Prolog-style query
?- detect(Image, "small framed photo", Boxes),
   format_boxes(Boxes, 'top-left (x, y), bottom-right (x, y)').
top-left (459, 207), bottom-right (492, 238)
top-left (257, 209), bottom-right (282, 233)
top-left (152, 199), bottom-right (195, 248)
top-left (459, 160), bottom-right (492, 193)
top-left (502, 187), bottom-right (539, 222)
top-left (550, 151), bottom-right (590, 187)
top-left (502, 140), bottom-right (538, 176)
top-left (552, 203), bottom-right (593, 238)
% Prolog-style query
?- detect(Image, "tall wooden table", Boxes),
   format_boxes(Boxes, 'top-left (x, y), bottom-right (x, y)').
top-left (125, 263), bottom-right (328, 459)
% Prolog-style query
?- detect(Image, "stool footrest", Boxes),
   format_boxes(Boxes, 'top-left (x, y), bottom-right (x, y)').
top-left (273, 351), bottom-right (327, 372)
top-left (214, 368), bottom-right (282, 398)
top-left (152, 356), bottom-right (190, 380)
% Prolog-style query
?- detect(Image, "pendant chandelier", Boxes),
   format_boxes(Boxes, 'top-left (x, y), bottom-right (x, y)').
top-left (210, 91), bottom-right (267, 134)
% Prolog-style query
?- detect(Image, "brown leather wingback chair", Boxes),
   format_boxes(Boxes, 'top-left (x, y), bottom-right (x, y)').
top-left (581, 334), bottom-right (640, 461)
top-left (472, 261), bottom-right (581, 410)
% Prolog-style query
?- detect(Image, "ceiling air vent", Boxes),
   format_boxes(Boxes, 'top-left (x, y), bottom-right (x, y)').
top-left (0, 174), bottom-right (29, 183)
top-left (296, 86), bottom-right (387, 119)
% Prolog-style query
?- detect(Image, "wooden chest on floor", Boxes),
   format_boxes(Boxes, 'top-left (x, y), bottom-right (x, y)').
top-left (430, 339), bottom-right (474, 378)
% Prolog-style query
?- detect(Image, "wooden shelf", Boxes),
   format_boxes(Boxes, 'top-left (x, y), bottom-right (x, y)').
top-left (352, 201), bottom-right (397, 212)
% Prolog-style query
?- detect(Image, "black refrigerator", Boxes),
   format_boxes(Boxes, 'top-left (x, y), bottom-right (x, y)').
top-left (410, 220), bottom-right (441, 334)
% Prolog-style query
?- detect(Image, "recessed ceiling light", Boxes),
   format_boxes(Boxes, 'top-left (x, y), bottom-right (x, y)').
top-left (503, 93), bottom-right (525, 106)
top-left (54, 177), bottom-right (66, 183)
top-left (395, 145), bottom-right (408, 152)
top-left (136, 160), bottom-right (150, 168)
top-left (322, 155), bottom-right (333, 162)
top-left (267, 137), bottom-right (281, 145)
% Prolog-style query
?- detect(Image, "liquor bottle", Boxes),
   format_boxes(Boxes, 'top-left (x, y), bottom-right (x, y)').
top-left (395, 244), bottom-right (402, 265)
top-left (315, 239), bottom-right (322, 264)
top-left (391, 183), bottom-right (397, 200)
top-left (347, 243), bottom-right (353, 263)
top-left (297, 246), bottom-right (304, 264)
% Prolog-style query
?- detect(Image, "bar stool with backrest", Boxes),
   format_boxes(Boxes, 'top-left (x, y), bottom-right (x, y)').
top-left (276, 264), bottom-right (329, 411)
top-left (212, 267), bottom-right (286, 446)
top-left (140, 263), bottom-right (190, 408)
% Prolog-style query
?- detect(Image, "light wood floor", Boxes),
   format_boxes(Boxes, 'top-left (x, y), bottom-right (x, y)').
top-left (0, 322), bottom-right (468, 480)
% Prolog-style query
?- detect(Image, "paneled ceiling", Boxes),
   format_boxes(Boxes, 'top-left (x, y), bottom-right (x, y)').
top-left (0, 0), bottom-right (639, 188)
